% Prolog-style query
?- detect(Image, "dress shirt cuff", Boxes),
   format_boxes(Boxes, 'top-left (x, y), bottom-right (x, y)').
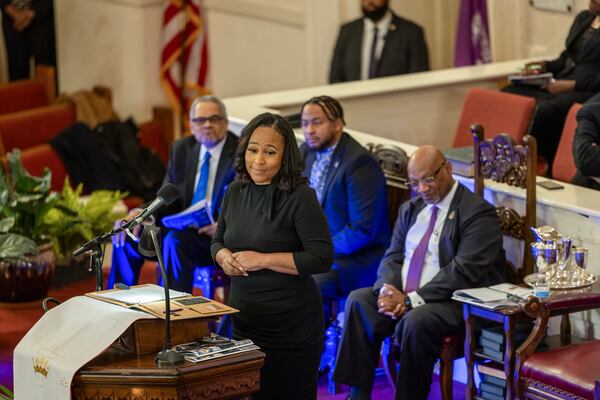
top-left (407, 291), bottom-right (426, 308)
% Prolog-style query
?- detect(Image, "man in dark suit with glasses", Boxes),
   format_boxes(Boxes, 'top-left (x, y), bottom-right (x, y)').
top-left (333, 145), bottom-right (507, 400)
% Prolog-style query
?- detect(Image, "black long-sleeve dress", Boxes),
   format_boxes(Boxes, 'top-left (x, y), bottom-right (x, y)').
top-left (211, 181), bottom-right (333, 399)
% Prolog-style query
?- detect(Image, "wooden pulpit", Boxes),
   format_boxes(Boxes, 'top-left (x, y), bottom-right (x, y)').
top-left (71, 318), bottom-right (265, 399)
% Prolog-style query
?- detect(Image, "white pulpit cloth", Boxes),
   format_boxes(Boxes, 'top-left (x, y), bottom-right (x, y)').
top-left (13, 295), bottom-right (155, 400)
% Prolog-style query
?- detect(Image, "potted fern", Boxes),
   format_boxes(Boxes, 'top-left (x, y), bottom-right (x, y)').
top-left (0, 150), bottom-right (126, 301)
top-left (0, 150), bottom-right (58, 302)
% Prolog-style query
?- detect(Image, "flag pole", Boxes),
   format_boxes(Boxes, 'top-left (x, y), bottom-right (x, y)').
top-left (178, 0), bottom-right (189, 133)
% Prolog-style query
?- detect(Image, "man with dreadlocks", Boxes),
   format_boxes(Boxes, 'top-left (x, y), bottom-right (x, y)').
top-left (299, 95), bottom-right (391, 325)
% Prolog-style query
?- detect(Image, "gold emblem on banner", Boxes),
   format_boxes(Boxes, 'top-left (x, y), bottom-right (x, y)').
top-left (32, 356), bottom-right (49, 378)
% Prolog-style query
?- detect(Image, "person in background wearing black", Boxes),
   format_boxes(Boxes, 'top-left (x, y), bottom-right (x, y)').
top-left (329, 0), bottom-right (429, 83)
top-left (572, 93), bottom-right (600, 190)
top-left (211, 113), bottom-right (333, 399)
top-left (503, 0), bottom-right (600, 173)
top-left (1, 0), bottom-right (56, 80)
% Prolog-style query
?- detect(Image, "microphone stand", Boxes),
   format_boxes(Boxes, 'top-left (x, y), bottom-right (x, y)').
top-left (73, 223), bottom-right (134, 291)
top-left (139, 224), bottom-right (184, 367)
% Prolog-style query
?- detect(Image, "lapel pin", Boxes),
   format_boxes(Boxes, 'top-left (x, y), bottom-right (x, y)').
top-left (389, 23), bottom-right (397, 31)
top-left (448, 211), bottom-right (455, 220)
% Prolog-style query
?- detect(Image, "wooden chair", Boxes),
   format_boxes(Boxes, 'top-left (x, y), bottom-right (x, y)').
top-left (473, 124), bottom-right (538, 281)
top-left (368, 143), bottom-right (410, 224)
top-left (515, 292), bottom-right (600, 400)
top-left (552, 103), bottom-right (582, 183)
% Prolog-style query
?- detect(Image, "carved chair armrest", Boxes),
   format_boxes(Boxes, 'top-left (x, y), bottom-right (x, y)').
top-left (515, 291), bottom-right (600, 389)
top-left (544, 292), bottom-right (600, 316)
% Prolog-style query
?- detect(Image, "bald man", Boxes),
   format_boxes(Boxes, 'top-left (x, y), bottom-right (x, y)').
top-left (333, 146), bottom-right (507, 400)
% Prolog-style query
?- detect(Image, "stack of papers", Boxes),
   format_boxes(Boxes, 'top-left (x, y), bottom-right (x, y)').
top-left (452, 283), bottom-right (533, 310)
top-left (508, 72), bottom-right (553, 87)
top-left (173, 334), bottom-right (259, 363)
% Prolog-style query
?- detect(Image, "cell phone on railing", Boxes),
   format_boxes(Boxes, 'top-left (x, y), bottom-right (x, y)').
top-left (537, 180), bottom-right (564, 190)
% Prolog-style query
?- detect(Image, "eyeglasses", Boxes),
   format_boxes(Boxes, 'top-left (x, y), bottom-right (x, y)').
top-left (191, 115), bottom-right (225, 125)
top-left (407, 161), bottom-right (446, 188)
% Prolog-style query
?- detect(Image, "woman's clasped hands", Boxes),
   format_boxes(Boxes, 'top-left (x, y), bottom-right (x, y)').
top-left (219, 249), bottom-right (267, 277)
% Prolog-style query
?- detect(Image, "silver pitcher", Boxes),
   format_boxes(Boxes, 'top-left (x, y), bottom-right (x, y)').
top-left (529, 226), bottom-right (595, 289)
top-left (530, 226), bottom-right (570, 275)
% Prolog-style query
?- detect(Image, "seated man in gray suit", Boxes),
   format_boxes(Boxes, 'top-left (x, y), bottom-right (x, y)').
top-left (108, 95), bottom-right (238, 293)
top-left (333, 145), bottom-right (507, 400)
top-left (329, 0), bottom-right (429, 83)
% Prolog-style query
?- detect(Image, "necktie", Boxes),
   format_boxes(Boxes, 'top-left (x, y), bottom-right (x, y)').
top-left (192, 151), bottom-right (211, 205)
top-left (405, 206), bottom-right (439, 293)
top-left (368, 26), bottom-right (379, 79)
top-left (310, 149), bottom-right (334, 202)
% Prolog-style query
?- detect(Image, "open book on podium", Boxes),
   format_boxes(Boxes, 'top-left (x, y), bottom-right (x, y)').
top-left (86, 284), bottom-right (238, 320)
top-left (162, 199), bottom-right (213, 230)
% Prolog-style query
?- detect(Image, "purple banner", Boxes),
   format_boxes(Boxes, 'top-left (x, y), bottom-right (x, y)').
top-left (454, 0), bottom-right (492, 67)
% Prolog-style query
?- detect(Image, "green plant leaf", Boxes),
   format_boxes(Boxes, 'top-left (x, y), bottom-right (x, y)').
top-left (0, 233), bottom-right (38, 261)
top-left (0, 216), bottom-right (15, 233)
top-left (0, 384), bottom-right (14, 400)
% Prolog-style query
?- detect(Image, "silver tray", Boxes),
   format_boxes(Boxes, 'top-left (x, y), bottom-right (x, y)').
top-left (524, 272), bottom-right (597, 290)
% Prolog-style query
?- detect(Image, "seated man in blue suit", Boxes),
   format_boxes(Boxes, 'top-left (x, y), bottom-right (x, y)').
top-left (299, 95), bottom-right (390, 320)
top-left (107, 95), bottom-right (238, 293)
top-left (333, 145), bottom-right (507, 400)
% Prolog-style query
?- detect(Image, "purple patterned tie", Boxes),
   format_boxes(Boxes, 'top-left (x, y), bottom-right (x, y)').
top-left (405, 206), bottom-right (439, 293)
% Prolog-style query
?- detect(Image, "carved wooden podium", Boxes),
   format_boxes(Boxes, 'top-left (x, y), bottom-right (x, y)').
top-left (71, 319), bottom-right (265, 400)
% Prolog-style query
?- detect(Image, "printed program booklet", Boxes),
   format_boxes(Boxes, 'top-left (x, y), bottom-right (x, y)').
top-left (161, 199), bottom-right (213, 230)
top-left (452, 283), bottom-right (533, 310)
top-left (173, 334), bottom-right (259, 363)
top-left (508, 72), bottom-right (553, 87)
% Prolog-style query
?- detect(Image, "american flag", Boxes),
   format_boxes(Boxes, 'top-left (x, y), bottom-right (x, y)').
top-left (160, 0), bottom-right (210, 119)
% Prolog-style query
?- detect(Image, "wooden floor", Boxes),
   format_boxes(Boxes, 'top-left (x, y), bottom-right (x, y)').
top-left (0, 269), bottom-right (465, 399)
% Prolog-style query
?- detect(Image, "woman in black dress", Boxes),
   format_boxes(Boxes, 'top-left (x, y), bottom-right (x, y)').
top-left (211, 112), bottom-right (333, 399)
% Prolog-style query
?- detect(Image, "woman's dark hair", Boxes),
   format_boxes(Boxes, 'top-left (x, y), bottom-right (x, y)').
top-left (300, 95), bottom-right (346, 125)
top-left (236, 112), bottom-right (307, 192)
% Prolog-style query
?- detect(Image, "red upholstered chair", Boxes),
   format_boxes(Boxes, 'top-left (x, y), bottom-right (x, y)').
top-left (0, 104), bottom-right (76, 154)
top-left (18, 144), bottom-right (69, 192)
top-left (0, 80), bottom-right (48, 115)
top-left (552, 103), bottom-right (582, 183)
top-left (453, 88), bottom-right (536, 148)
top-left (453, 88), bottom-right (549, 176)
top-left (516, 292), bottom-right (600, 400)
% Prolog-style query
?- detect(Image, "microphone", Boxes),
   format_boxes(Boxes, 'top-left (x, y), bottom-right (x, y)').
top-left (130, 183), bottom-right (179, 226)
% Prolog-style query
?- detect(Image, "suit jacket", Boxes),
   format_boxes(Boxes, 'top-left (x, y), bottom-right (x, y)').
top-left (329, 12), bottom-right (429, 83)
top-left (373, 183), bottom-right (507, 302)
top-left (157, 132), bottom-right (238, 222)
top-left (301, 132), bottom-right (390, 294)
top-left (546, 10), bottom-right (600, 92)
top-left (572, 98), bottom-right (600, 190)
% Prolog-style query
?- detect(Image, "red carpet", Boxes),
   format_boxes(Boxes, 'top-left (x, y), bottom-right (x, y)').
top-left (0, 270), bottom-right (465, 399)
